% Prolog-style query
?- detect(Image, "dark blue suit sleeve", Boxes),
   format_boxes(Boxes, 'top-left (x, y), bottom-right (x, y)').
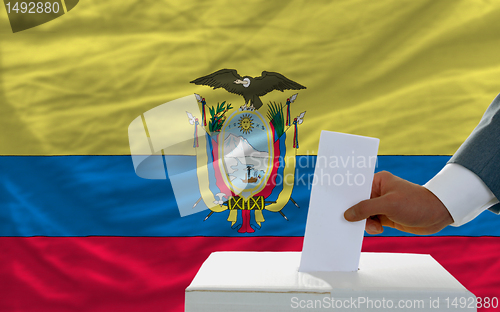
top-left (449, 93), bottom-right (500, 214)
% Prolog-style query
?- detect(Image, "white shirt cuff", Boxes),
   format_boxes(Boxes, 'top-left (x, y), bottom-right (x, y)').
top-left (423, 163), bottom-right (499, 227)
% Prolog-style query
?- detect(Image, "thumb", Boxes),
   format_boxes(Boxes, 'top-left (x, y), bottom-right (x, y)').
top-left (344, 196), bottom-right (390, 222)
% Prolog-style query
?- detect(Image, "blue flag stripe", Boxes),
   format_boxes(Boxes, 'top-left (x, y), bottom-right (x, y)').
top-left (0, 155), bottom-right (497, 237)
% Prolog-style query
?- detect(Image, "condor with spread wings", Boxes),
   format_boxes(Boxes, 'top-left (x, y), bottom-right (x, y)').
top-left (190, 69), bottom-right (306, 110)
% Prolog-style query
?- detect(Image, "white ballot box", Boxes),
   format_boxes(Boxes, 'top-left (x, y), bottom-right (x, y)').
top-left (185, 251), bottom-right (476, 311)
top-left (186, 132), bottom-right (476, 311)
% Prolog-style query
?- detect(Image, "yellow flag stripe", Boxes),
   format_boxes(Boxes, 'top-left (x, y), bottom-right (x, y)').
top-left (1, 1), bottom-right (499, 155)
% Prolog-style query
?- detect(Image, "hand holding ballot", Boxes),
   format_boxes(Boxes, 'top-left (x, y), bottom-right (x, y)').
top-left (344, 171), bottom-right (453, 235)
top-left (345, 93), bottom-right (500, 234)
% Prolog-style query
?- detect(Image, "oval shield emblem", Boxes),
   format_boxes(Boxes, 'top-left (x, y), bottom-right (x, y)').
top-left (219, 110), bottom-right (274, 199)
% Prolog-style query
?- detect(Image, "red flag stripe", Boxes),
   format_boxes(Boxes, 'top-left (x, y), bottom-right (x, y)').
top-left (1, 236), bottom-right (498, 312)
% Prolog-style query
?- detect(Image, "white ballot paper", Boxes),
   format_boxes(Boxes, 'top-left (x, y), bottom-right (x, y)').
top-left (299, 131), bottom-right (379, 272)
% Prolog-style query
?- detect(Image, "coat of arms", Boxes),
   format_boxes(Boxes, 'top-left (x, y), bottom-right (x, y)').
top-left (186, 69), bottom-right (306, 233)
top-left (128, 68), bottom-right (306, 233)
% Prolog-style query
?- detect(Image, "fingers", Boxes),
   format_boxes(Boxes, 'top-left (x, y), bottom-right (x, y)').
top-left (344, 171), bottom-right (402, 234)
top-left (365, 217), bottom-right (383, 234)
top-left (365, 215), bottom-right (399, 234)
top-left (377, 215), bottom-right (396, 229)
top-left (344, 196), bottom-right (390, 222)
top-left (370, 173), bottom-right (383, 199)
top-left (370, 171), bottom-right (392, 198)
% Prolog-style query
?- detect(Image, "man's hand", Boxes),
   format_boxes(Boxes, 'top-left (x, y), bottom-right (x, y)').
top-left (344, 171), bottom-right (454, 235)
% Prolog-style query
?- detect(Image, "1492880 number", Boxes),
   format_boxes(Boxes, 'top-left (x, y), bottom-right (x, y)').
top-left (5, 2), bottom-right (60, 14)
top-left (444, 297), bottom-right (499, 309)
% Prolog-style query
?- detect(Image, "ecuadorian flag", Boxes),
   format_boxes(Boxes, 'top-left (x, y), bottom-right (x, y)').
top-left (1, 1), bottom-right (499, 311)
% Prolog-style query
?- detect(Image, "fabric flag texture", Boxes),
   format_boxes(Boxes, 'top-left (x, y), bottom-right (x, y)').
top-left (1, 1), bottom-right (500, 311)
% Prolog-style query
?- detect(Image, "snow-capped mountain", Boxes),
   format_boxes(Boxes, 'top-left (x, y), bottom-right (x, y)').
top-left (224, 133), bottom-right (268, 158)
